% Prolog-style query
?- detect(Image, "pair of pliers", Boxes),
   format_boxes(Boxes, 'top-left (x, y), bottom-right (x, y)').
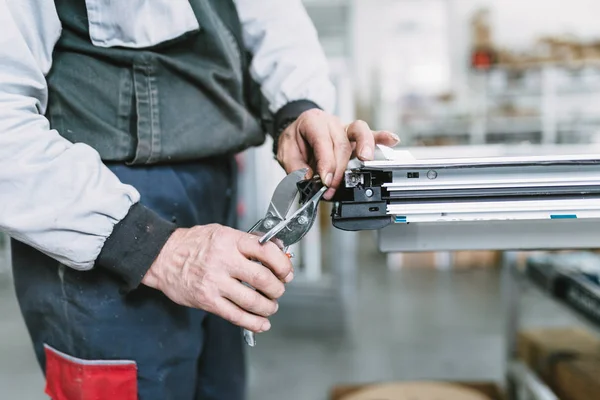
top-left (243, 168), bottom-right (327, 347)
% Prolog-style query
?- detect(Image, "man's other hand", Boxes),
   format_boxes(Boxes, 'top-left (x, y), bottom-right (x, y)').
top-left (276, 109), bottom-right (400, 200)
top-left (141, 225), bottom-right (294, 333)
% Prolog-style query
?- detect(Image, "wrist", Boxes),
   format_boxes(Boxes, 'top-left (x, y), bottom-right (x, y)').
top-left (97, 203), bottom-right (177, 291)
top-left (141, 227), bottom-right (188, 291)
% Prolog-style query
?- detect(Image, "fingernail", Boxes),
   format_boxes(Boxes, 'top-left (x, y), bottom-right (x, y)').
top-left (324, 173), bottom-right (333, 187)
top-left (360, 146), bottom-right (374, 160)
top-left (389, 132), bottom-right (401, 143)
top-left (261, 321), bottom-right (271, 332)
top-left (284, 271), bottom-right (294, 283)
top-left (274, 302), bottom-right (279, 313)
top-left (323, 188), bottom-right (335, 200)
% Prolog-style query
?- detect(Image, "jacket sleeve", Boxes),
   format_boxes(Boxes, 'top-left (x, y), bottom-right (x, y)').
top-left (233, 0), bottom-right (337, 128)
top-left (0, 0), bottom-right (175, 288)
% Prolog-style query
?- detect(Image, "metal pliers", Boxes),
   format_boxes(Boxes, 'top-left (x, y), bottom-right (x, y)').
top-left (243, 168), bottom-right (327, 347)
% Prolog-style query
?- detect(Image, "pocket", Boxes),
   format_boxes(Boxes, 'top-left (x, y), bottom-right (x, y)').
top-left (84, 0), bottom-right (200, 48)
top-left (44, 344), bottom-right (137, 400)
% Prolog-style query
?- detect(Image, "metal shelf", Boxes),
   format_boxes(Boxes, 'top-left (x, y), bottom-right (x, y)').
top-left (488, 86), bottom-right (600, 98)
top-left (503, 252), bottom-right (600, 400)
top-left (507, 361), bottom-right (559, 400)
top-left (524, 264), bottom-right (600, 333)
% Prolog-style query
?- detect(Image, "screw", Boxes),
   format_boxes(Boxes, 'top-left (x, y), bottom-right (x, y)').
top-left (427, 170), bottom-right (438, 180)
top-left (264, 219), bottom-right (276, 229)
top-left (297, 215), bottom-right (309, 225)
top-left (365, 188), bottom-right (374, 197)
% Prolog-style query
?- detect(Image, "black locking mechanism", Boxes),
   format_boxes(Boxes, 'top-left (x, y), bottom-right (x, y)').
top-left (328, 169), bottom-right (393, 231)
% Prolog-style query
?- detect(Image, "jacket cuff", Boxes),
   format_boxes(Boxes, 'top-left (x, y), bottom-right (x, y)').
top-left (96, 203), bottom-right (177, 291)
top-left (272, 100), bottom-right (322, 155)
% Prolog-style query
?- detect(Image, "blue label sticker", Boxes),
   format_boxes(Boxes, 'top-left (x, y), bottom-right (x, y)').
top-left (550, 215), bottom-right (577, 219)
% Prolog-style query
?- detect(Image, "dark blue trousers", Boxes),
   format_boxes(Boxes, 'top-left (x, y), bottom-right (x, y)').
top-left (12, 157), bottom-right (246, 400)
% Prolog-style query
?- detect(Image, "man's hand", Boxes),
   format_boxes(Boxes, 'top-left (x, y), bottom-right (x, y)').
top-left (276, 109), bottom-right (400, 199)
top-left (142, 225), bottom-right (294, 333)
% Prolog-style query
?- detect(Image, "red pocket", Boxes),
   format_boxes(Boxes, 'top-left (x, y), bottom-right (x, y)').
top-left (44, 344), bottom-right (137, 400)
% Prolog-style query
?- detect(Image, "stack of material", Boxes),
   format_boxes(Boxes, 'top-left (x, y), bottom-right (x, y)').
top-left (553, 356), bottom-right (600, 400)
top-left (517, 327), bottom-right (600, 398)
top-left (331, 382), bottom-right (503, 400)
top-left (389, 251), bottom-right (500, 270)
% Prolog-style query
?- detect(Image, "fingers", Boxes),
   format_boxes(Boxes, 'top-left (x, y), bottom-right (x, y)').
top-left (213, 296), bottom-right (271, 333)
top-left (221, 278), bottom-right (279, 317)
top-left (236, 234), bottom-right (293, 282)
top-left (230, 258), bottom-right (286, 299)
top-left (346, 120), bottom-right (376, 161)
top-left (278, 109), bottom-right (401, 203)
top-left (348, 129), bottom-right (401, 160)
top-left (373, 130), bottom-right (401, 147)
top-left (301, 112), bottom-right (337, 187)
top-left (326, 120), bottom-right (353, 199)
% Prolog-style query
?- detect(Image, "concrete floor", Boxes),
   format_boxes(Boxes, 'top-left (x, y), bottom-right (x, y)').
top-left (0, 234), bottom-right (582, 400)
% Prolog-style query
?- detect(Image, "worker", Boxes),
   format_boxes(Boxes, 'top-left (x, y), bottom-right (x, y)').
top-left (0, 1), bottom-right (399, 399)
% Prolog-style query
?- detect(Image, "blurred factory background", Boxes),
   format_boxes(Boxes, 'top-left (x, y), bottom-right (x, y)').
top-left (2, 1), bottom-right (600, 399)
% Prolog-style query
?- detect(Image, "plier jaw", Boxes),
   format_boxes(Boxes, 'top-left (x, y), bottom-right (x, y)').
top-left (249, 169), bottom-right (327, 248)
top-left (259, 180), bottom-right (326, 248)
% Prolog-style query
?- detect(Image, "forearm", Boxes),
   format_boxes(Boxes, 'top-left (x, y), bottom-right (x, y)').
top-left (1, 0), bottom-right (175, 290)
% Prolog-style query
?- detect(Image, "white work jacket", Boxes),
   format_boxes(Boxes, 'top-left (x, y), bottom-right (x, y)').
top-left (0, 0), bottom-right (336, 271)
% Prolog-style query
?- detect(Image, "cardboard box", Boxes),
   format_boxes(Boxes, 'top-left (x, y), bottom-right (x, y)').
top-left (330, 381), bottom-right (503, 400)
top-left (453, 251), bottom-right (501, 269)
top-left (517, 327), bottom-right (600, 382)
top-left (395, 252), bottom-right (438, 269)
top-left (552, 356), bottom-right (600, 400)
top-left (392, 251), bottom-right (500, 270)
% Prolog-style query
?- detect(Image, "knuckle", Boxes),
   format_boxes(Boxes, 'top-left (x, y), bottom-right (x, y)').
top-left (264, 240), bottom-right (278, 251)
top-left (234, 230), bottom-right (254, 252)
top-left (198, 271), bottom-right (217, 295)
top-left (272, 282), bottom-right (285, 299)
top-left (251, 270), bottom-right (272, 289)
top-left (204, 269), bottom-right (219, 284)
top-left (195, 287), bottom-right (216, 310)
top-left (250, 319), bottom-right (264, 332)
top-left (320, 161), bottom-right (336, 173)
top-left (274, 257), bottom-right (292, 277)
top-left (243, 290), bottom-right (261, 309)
top-left (304, 108), bottom-right (323, 119)
top-left (228, 309), bottom-right (244, 326)
top-left (319, 156), bottom-right (336, 167)
top-left (251, 291), bottom-right (265, 308)
top-left (202, 248), bottom-right (217, 268)
top-left (353, 119), bottom-right (369, 129)
top-left (206, 224), bottom-right (223, 244)
top-left (337, 140), bottom-right (352, 154)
